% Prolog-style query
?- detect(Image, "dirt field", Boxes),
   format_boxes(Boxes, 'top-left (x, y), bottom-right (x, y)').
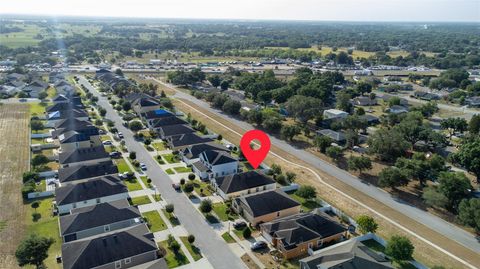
top-left (171, 97), bottom-right (480, 269)
top-left (0, 103), bottom-right (30, 269)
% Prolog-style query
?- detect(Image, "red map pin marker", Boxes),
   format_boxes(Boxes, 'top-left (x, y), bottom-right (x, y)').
top-left (240, 130), bottom-right (271, 169)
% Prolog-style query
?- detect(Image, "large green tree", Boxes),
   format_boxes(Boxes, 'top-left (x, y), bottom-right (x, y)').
top-left (452, 137), bottom-right (480, 182)
top-left (15, 234), bottom-right (54, 269)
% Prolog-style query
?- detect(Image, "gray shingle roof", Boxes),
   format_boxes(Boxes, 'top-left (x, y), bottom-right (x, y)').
top-left (200, 150), bottom-right (237, 166)
top-left (60, 200), bottom-right (141, 235)
top-left (181, 142), bottom-right (229, 160)
top-left (261, 212), bottom-right (346, 250)
top-left (167, 133), bottom-right (213, 149)
top-left (55, 175), bottom-right (127, 205)
top-left (62, 224), bottom-right (157, 269)
top-left (59, 146), bottom-right (109, 165)
top-left (159, 124), bottom-right (195, 137)
top-left (58, 161), bottom-right (118, 183)
top-left (215, 171), bottom-right (275, 194)
top-left (235, 190), bottom-right (300, 217)
top-left (151, 116), bottom-right (187, 128)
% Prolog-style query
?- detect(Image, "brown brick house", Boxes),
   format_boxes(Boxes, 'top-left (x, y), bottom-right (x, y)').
top-left (260, 211), bottom-right (347, 259)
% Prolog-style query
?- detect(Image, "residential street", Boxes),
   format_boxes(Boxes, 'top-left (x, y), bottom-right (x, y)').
top-left (151, 78), bottom-right (480, 265)
top-left (78, 76), bottom-right (246, 269)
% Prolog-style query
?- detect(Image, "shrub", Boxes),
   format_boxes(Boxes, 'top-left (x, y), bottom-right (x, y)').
top-left (187, 234), bottom-right (195, 244)
top-left (129, 151), bottom-right (137, 160)
top-left (165, 204), bottom-right (174, 214)
top-left (188, 173), bottom-right (196, 181)
top-left (242, 227), bottom-right (252, 239)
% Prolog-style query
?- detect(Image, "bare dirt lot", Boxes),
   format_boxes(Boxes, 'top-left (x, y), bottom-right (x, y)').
top-left (0, 103), bottom-right (30, 269)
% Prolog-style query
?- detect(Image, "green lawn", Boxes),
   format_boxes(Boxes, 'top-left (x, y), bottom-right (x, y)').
top-left (162, 209), bottom-right (180, 227)
top-left (47, 87), bottom-right (57, 99)
top-left (140, 176), bottom-right (151, 187)
top-left (158, 240), bottom-right (190, 268)
top-left (130, 195), bottom-right (151, 206)
top-left (193, 180), bottom-right (214, 197)
top-left (233, 228), bottom-right (246, 240)
top-left (152, 142), bottom-right (166, 151)
top-left (173, 166), bottom-right (192, 173)
top-left (24, 197), bottom-right (62, 269)
top-left (165, 168), bottom-right (175, 175)
top-left (124, 178), bottom-right (143, 191)
top-left (114, 158), bottom-right (131, 173)
top-left (100, 135), bottom-right (111, 141)
top-left (162, 153), bottom-right (180, 164)
top-left (288, 192), bottom-right (322, 212)
top-left (221, 232), bottom-right (235, 243)
top-left (29, 102), bottom-right (48, 116)
top-left (142, 211), bottom-right (167, 232)
top-left (212, 203), bottom-right (238, 221)
top-left (31, 137), bottom-right (46, 145)
top-left (180, 236), bottom-right (202, 261)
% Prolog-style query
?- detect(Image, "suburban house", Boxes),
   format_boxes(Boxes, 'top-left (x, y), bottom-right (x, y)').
top-left (157, 124), bottom-right (195, 140)
top-left (96, 70), bottom-right (133, 91)
top-left (212, 171), bottom-right (276, 200)
top-left (140, 109), bottom-right (174, 123)
top-left (46, 102), bottom-right (84, 113)
top-left (180, 142), bottom-right (229, 165)
top-left (467, 96), bottom-right (480, 108)
top-left (260, 211), bottom-right (347, 259)
top-left (232, 190), bottom-right (301, 226)
top-left (360, 114), bottom-right (380, 126)
top-left (387, 105), bottom-right (409, 114)
top-left (379, 94), bottom-right (409, 106)
top-left (132, 97), bottom-right (161, 115)
top-left (58, 129), bottom-right (102, 151)
top-left (166, 133), bottom-right (213, 150)
top-left (46, 109), bottom-right (90, 127)
top-left (192, 149), bottom-right (238, 180)
top-left (52, 94), bottom-right (70, 104)
top-left (55, 175), bottom-right (128, 214)
top-left (59, 200), bottom-right (142, 242)
top-left (316, 129), bottom-right (346, 143)
top-left (58, 160), bottom-right (119, 183)
top-left (52, 119), bottom-right (98, 139)
top-left (22, 80), bottom-right (49, 98)
top-left (147, 116), bottom-right (187, 132)
top-left (323, 109), bottom-right (349, 120)
top-left (413, 91), bottom-right (441, 101)
top-left (353, 96), bottom-right (377, 106)
top-left (58, 146), bottom-right (110, 168)
top-left (61, 224), bottom-right (158, 269)
top-left (299, 236), bottom-right (394, 269)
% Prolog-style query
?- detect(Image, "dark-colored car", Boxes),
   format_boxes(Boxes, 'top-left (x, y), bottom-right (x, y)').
top-left (233, 221), bottom-right (247, 230)
top-left (109, 151), bottom-right (121, 158)
top-left (250, 241), bottom-right (268, 251)
top-left (172, 183), bottom-right (181, 191)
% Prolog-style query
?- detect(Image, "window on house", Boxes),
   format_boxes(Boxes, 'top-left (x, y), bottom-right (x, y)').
top-left (317, 240), bottom-right (323, 247)
top-left (276, 212), bottom-right (280, 217)
top-left (124, 258), bottom-right (131, 264)
top-left (263, 186), bottom-right (266, 190)
top-left (96, 198), bottom-right (101, 204)
top-left (104, 225), bottom-right (110, 232)
top-left (115, 261), bottom-right (121, 269)
top-left (308, 242), bottom-right (313, 249)
top-left (72, 203), bottom-right (76, 208)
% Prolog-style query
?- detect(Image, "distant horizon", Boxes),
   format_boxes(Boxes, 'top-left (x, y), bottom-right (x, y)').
top-left (1, 13), bottom-right (479, 24)
top-left (1, 0), bottom-right (479, 22)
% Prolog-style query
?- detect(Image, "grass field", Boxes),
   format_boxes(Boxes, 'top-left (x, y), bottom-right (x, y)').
top-left (114, 158), bottom-right (131, 173)
top-left (29, 102), bottom-right (48, 116)
top-left (158, 240), bottom-right (190, 268)
top-left (180, 236), bottom-right (202, 261)
top-left (193, 180), bottom-right (214, 197)
top-left (124, 177), bottom-right (143, 192)
top-left (173, 166), bottom-right (192, 173)
top-left (287, 192), bottom-right (323, 212)
top-left (165, 168), bottom-right (175, 175)
top-left (130, 195), bottom-right (151, 206)
top-left (212, 203), bottom-right (238, 221)
top-left (0, 104), bottom-right (36, 269)
top-left (152, 142), bottom-right (166, 151)
top-left (142, 211), bottom-right (167, 232)
top-left (221, 232), bottom-right (235, 243)
top-left (162, 153), bottom-right (180, 164)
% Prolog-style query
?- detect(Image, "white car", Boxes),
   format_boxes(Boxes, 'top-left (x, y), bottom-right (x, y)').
top-left (102, 140), bottom-right (112, 145)
top-left (140, 163), bottom-right (147, 171)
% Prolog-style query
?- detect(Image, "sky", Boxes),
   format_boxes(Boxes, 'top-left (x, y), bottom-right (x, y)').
top-left (0, 0), bottom-right (479, 22)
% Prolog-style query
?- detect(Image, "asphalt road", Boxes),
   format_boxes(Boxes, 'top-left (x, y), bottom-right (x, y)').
top-left (78, 76), bottom-right (246, 269)
top-left (155, 79), bottom-right (480, 256)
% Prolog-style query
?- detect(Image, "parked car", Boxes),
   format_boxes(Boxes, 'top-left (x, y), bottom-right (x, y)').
top-left (109, 151), bottom-right (121, 158)
top-left (118, 132), bottom-right (124, 139)
top-left (250, 241), bottom-right (268, 251)
top-left (233, 221), bottom-right (247, 230)
top-left (172, 183), bottom-right (181, 191)
top-left (118, 172), bottom-right (129, 179)
top-left (140, 163), bottom-right (147, 170)
top-left (102, 140), bottom-right (112, 145)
